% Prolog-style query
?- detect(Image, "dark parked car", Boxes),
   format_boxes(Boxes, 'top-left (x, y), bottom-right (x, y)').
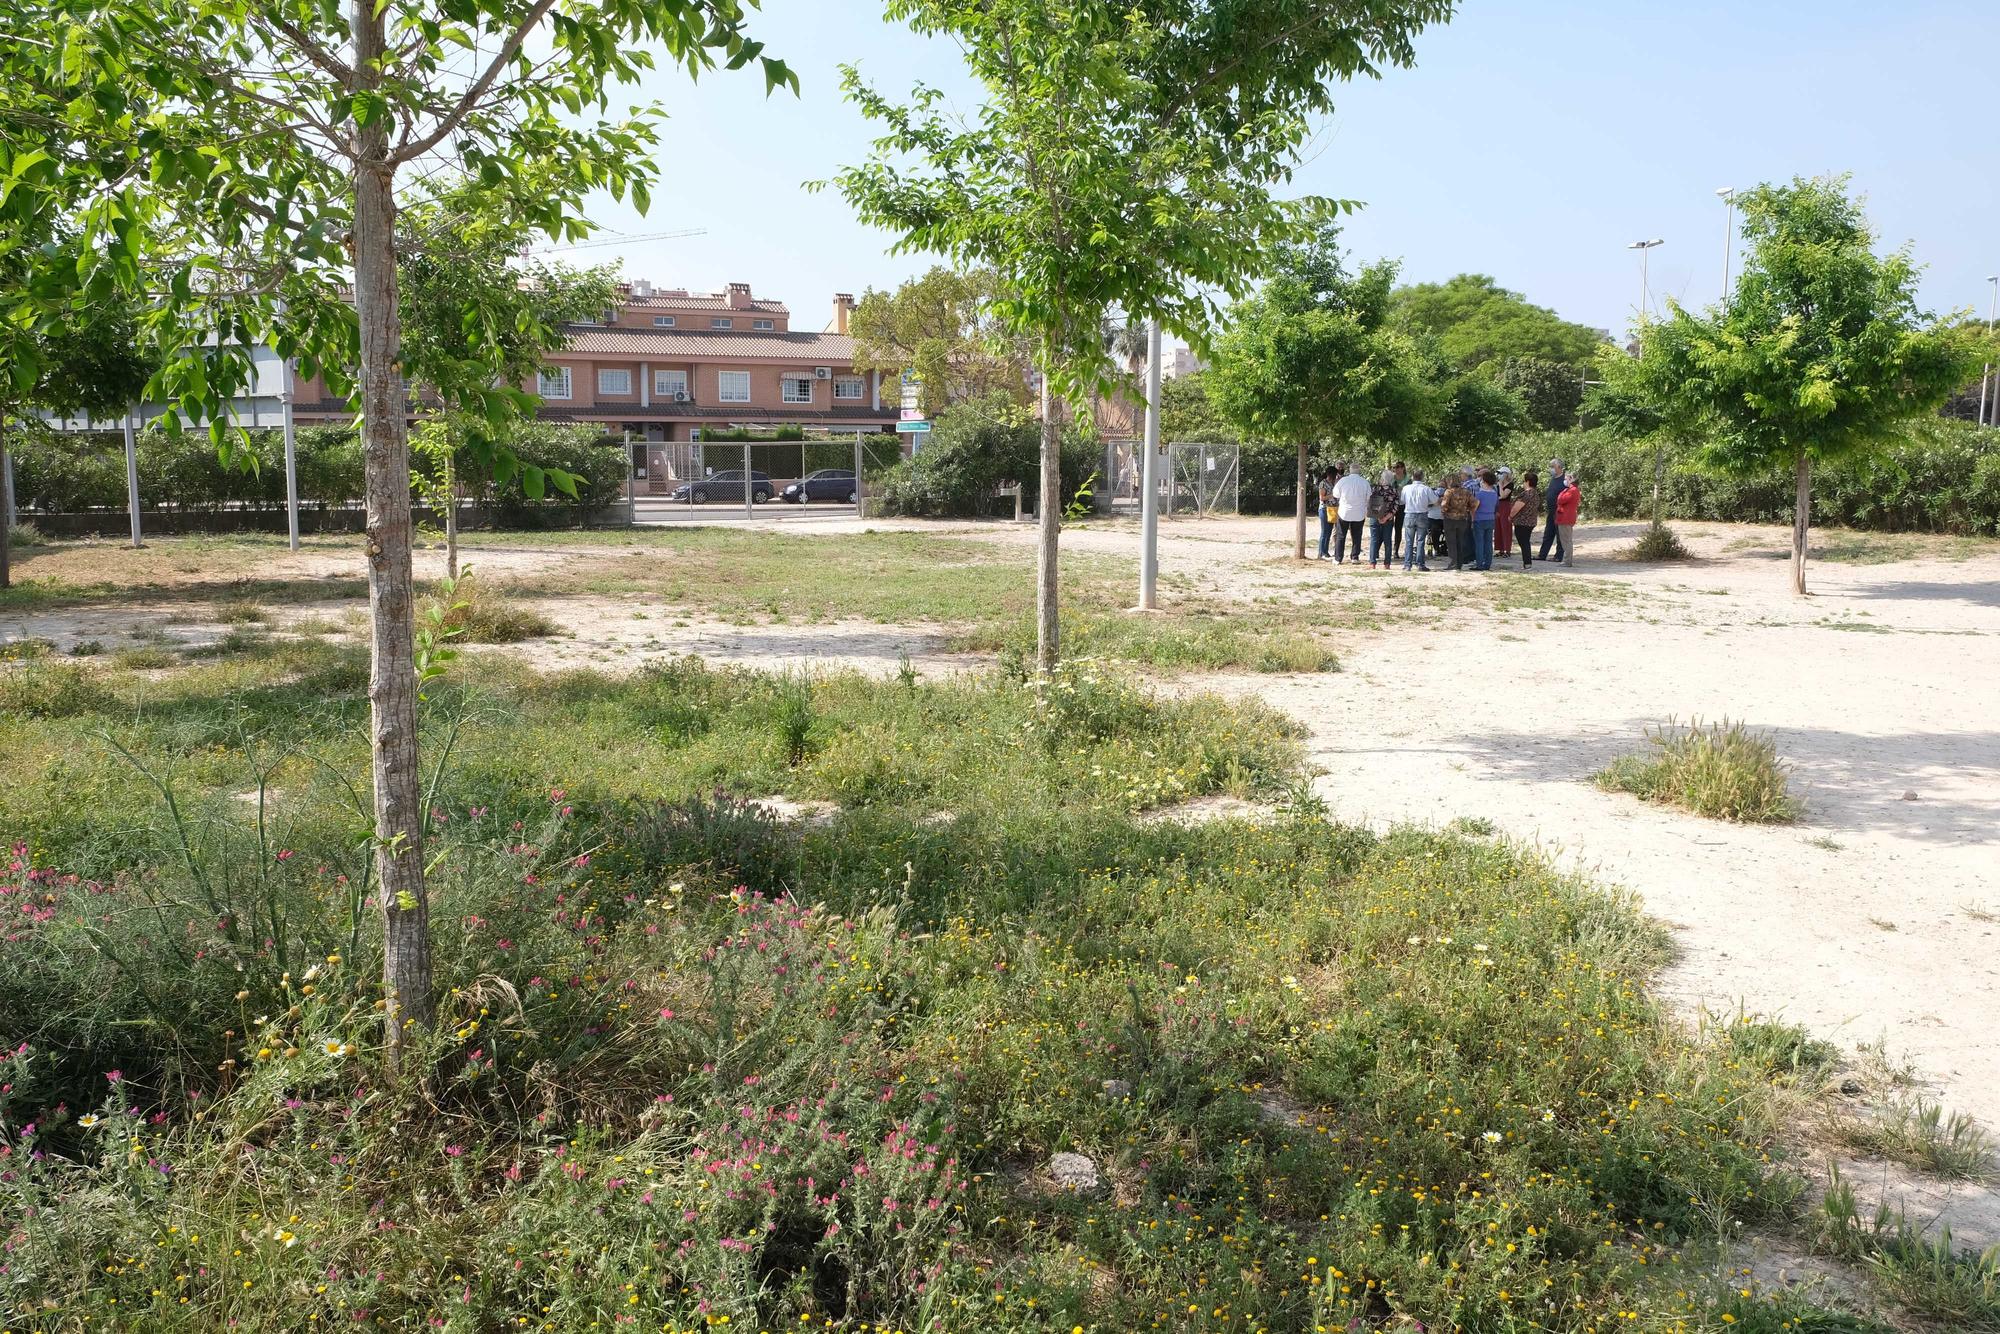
top-left (779, 469), bottom-right (858, 504)
top-left (670, 469), bottom-right (774, 504)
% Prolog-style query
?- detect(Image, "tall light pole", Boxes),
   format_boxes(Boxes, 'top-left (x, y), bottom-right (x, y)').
top-left (1980, 276), bottom-right (1997, 429)
top-left (1716, 187), bottom-right (1739, 302)
top-left (1137, 319), bottom-right (1162, 610)
top-left (1627, 238), bottom-right (1664, 324)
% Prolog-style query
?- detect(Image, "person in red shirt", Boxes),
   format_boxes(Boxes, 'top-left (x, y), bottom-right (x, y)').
top-left (1554, 473), bottom-right (1581, 567)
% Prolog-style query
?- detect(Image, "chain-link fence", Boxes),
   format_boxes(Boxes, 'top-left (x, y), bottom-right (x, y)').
top-left (626, 434), bottom-right (904, 522)
top-left (1164, 441), bottom-right (1238, 517)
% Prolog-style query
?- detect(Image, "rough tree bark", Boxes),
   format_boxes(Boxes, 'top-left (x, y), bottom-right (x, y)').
top-left (352, 0), bottom-right (432, 1071)
top-left (1790, 450), bottom-right (1811, 597)
top-left (0, 415), bottom-right (12, 590)
top-left (1292, 440), bottom-right (1308, 561)
top-left (1035, 369), bottom-right (1061, 673)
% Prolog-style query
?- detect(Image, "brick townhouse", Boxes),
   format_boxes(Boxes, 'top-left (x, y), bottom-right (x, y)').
top-left (288, 281), bottom-right (900, 445)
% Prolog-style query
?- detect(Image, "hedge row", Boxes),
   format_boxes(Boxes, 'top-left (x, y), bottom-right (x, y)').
top-left (9, 421), bottom-right (630, 519)
top-left (1220, 419), bottom-right (2000, 534)
top-left (1515, 418), bottom-right (2000, 535)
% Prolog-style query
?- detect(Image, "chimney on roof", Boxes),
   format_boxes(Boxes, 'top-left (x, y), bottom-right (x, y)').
top-left (631, 279), bottom-right (653, 298)
top-left (726, 281), bottom-right (753, 310)
top-left (832, 292), bottom-right (856, 336)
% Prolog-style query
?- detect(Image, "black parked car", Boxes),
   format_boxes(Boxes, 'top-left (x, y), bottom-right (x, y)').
top-left (670, 470), bottom-right (774, 504)
top-left (779, 469), bottom-right (858, 504)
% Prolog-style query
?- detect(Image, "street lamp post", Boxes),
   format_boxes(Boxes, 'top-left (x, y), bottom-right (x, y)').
top-left (1980, 276), bottom-right (1997, 429)
top-left (1627, 238), bottom-right (1664, 324)
top-left (1716, 187), bottom-right (1739, 302)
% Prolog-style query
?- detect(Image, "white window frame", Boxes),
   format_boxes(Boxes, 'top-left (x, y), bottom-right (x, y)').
top-left (833, 376), bottom-right (865, 401)
top-left (597, 368), bottom-right (632, 396)
top-left (652, 315), bottom-right (676, 328)
top-left (537, 367), bottom-right (572, 400)
top-left (711, 317), bottom-right (733, 330)
top-left (751, 318), bottom-right (774, 331)
top-left (717, 370), bottom-right (751, 403)
top-left (653, 369), bottom-right (688, 400)
top-left (781, 375), bottom-right (814, 404)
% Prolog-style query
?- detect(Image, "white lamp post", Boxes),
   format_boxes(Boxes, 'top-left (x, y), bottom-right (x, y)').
top-left (1980, 276), bottom-right (1997, 429)
top-left (1627, 238), bottom-right (1664, 323)
top-left (1716, 187), bottom-right (1739, 302)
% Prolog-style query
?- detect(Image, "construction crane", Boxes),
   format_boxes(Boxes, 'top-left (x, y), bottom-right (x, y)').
top-left (526, 227), bottom-right (706, 255)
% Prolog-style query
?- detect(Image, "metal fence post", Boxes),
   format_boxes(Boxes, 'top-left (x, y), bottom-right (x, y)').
top-left (742, 441), bottom-right (753, 519)
top-left (853, 434), bottom-right (864, 517)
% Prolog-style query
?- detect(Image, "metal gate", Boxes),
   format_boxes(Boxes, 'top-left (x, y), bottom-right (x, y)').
top-left (1164, 441), bottom-right (1238, 517)
top-left (628, 434), bottom-right (904, 522)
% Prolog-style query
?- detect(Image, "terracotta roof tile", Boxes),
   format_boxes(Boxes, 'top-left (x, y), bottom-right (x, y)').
top-left (554, 329), bottom-right (860, 362)
top-left (617, 294), bottom-right (789, 314)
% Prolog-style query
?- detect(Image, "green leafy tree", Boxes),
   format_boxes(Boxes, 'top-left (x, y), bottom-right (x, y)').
top-left (398, 173), bottom-right (618, 577)
top-left (1646, 175), bottom-right (1978, 594)
top-left (848, 267), bottom-right (1034, 418)
top-left (1208, 232), bottom-right (1436, 558)
top-left (0, 265), bottom-right (150, 587)
top-left (828, 0), bottom-right (1452, 669)
top-left (4, 0), bottom-right (792, 1066)
top-left (1159, 370), bottom-right (1236, 443)
top-left (1391, 273), bottom-right (1606, 373)
top-left (1583, 341), bottom-right (1705, 536)
top-left (1493, 355), bottom-right (1583, 431)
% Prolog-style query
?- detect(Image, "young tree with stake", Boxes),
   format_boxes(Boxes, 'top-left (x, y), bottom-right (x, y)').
top-left (828, 0), bottom-right (1453, 671)
top-left (4, 0), bottom-right (792, 1068)
top-left (1644, 176), bottom-right (1976, 595)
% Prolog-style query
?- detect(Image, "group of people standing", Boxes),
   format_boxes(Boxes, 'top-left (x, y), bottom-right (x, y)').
top-left (1318, 457), bottom-right (1582, 572)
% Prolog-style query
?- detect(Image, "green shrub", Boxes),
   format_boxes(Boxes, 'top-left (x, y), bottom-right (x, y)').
top-left (1625, 522), bottom-right (1693, 561)
top-left (1595, 718), bottom-right (1800, 823)
top-left (420, 572), bottom-right (557, 643)
top-left (7, 521), bottom-right (49, 548)
top-left (0, 661), bottom-right (113, 718)
top-left (870, 392), bottom-right (1099, 517)
top-left (1516, 417), bottom-right (2000, 536)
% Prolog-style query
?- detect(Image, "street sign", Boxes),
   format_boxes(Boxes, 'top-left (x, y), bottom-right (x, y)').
top-left (899, 368), bottom-right (922, 413)
top-left (894, 420), bottom-right (931, 433)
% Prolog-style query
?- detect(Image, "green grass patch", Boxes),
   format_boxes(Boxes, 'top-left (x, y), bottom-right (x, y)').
top-left (1624, 523), bottom-right (1693, 562)
top-left (0, 651), bottom-right (1877, 1331)
top-left (1595, 718), bottom-right (1802, 823)
top-left (1840, 1097), bottom-right (1996, 1182)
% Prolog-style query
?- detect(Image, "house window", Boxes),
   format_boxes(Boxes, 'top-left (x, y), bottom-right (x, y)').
top-left (781, 374), bottom-right (814, 404)
top-left (833, 376), bottom-right (865, 401)
top-left (654, 369), bottom-right (688, 401)
top-left (711, 317), bottom-right (733, 330)
top-left (752, 318), bottom-right (774, 331)
top-left (537, 367), bottom-right (572, 399)
top-left (653, 315), bottom-right (676, 328)
top-left (717, 371), bottom-right (751, 403)
top-left (597, 368), bottom-right (632, 395)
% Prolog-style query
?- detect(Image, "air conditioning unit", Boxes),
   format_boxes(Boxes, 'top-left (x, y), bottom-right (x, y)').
top-left (673, 390), bottom-right (690, 403)
top-left (813, 366), bottom-right (831, 380)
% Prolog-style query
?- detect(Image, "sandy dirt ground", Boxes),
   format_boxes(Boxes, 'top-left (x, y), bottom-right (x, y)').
top-left (5, 517), bottom-right (1997, 1150)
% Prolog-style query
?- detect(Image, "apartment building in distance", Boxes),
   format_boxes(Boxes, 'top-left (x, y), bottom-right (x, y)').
top-left (288, 280), bottom-right (899, 443)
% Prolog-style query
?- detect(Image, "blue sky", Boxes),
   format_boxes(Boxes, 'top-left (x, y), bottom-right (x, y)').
top-left (576, 0), bottom-right (1999, 341)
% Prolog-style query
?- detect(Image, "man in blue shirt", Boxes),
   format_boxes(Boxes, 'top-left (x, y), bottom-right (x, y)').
top-left (1537, 458), bottom-right (1567, 563)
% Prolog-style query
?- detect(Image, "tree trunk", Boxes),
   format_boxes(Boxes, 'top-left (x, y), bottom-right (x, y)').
top-left (351, 0), bottom-right (431, 1072)
top-left (1790, 450), bottom-right (1811, 597)
top-left (1034, 371), bottom-right (1061, 674)
top-left (444, 452), bottom-right (459, 580)
top-left (1293, 441), bottom-right (1308, 561)
top-left (0, 414), bottom-right (12, 590)
top-left (1650, 441), bottom-right (1664, 530)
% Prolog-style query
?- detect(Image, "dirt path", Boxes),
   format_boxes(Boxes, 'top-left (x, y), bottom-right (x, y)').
top-left (1128, 518), bottom-right (2000, 1133)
